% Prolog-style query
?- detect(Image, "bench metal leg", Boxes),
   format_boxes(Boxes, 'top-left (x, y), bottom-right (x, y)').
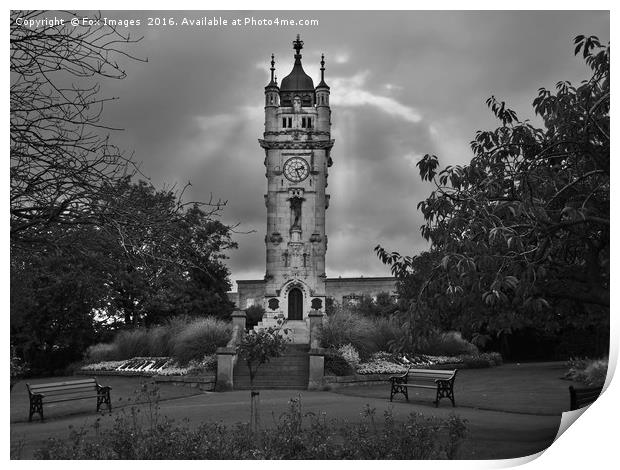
top-left (29, 395), bottom-right (43, 422)
top-left (97, 390), bottom-right (112, 412)
top-left (435, 380), bottom-right (455, 407)
top-left (390, 383), bottom-right (408, 402)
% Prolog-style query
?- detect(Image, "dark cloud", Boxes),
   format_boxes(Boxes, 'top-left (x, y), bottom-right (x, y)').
top-left (95, 10), bottom-right (609, 285)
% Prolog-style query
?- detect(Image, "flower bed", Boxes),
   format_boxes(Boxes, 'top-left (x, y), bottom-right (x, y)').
top-left (353, 351), bottom-right (502, 375)
top-left (564, 357), bottom-right (608, 387)
top-left (79, 354), bottom-right (217, 377)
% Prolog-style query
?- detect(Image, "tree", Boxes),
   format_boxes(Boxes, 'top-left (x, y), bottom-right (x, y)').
top-left (352, 292), bottom-right (398, 317)
top-left (96, 178), bottom-right (237, 326)
top-left (237, 322), bottom-right (289, 431)
top-left (10, 11), bottom-right (238, 373)
top-left (10, 10), bottom-right (145, 244)
top-left (377, 36), bottom-right (609, 351)
top-left (11, 178), bottom-right (238, 373)
top-left (11, 225), bottom-right (109, 375)
top-left (245, 304), bottom-right (266, 329)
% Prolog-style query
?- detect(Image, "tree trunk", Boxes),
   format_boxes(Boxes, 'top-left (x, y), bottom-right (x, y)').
top-left (250, 390), bottom-right (260, 433)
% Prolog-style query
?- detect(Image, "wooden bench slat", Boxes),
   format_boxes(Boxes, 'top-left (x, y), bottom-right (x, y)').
top-left (408, 375), bottom-right (453, 379)
top-left (29, 379), bottom-right (96, 389)
top-left (42, 394), bottom-right (101, 403)
top-left (30, 383), bottom-right (96, 391)
top-left (31, 383), bottom-right (98, 393)
top-left (42, 390), bottom-right (98, 396)
top-left (399, 384), bottom-right (437, 389)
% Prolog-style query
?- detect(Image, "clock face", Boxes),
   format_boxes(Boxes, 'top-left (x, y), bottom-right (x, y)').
top-left (283, 157), bottom-right (310, 183)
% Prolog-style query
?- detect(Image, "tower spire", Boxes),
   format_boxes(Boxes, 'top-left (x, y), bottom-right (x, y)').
top-left (266, 53), bottom-right (278, 88)
top-left (317, 53), bottom-right (329, 89)
top-left (293, 34), bottom-right (304, 62)
top-left (270, 53), bottom-right (276, 83)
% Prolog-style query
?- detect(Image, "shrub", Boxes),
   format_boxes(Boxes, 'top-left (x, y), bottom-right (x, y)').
top-left (245, 305), bottom-right (265, 329)
top-left (115, 329), bottom-right (152, 359)
top-left (419, 331), bottom-right (478, 357)
top-left (583, 359), bottom-right (608, 386)
top-left (172, 317), bottom-right (232, 365)
top-left (350, 292), bottom-right (398, 317)
top-left (338, 344), bottom-right (360, 369)
top-left (324, 349), bottom-right (354, 376)
top-left (84, 317), bottom-right (232, 365)
top-left (480, 352), bottom-right (503, 366)
top-left (325, 297), bottom-right (338, 315)
top-left (461, 355), bottom-right (491, 369)
top-left (318, 307), bottom-right (377, 360)
top-left (145, 326), bottom-right (175, 357)
top-left (33, 395), bottom-right (467, 459)
top-left (10, 345), bottom-right (28, 387)
top-left (187, 354), bottom-right (217, 374)
top-left (566, 357), bottom-right (608, 387)
top-left (373, 316), bottom-right (407, 353)
top-left (85, 342), bottom-right (120, 363)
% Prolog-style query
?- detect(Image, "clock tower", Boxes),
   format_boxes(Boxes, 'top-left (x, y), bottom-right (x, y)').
top-left (258, 35), bottom-right (333, 335)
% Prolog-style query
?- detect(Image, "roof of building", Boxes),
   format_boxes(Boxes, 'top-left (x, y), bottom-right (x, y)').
top-left (280, 35), bottom-right (315, 93)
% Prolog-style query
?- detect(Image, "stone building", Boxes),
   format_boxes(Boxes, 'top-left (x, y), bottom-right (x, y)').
top-left (230, 36), bottom-right (396, 338)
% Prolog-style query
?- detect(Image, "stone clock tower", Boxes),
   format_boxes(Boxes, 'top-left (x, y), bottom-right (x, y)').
top-left (258, 35), bottom-right (333, 335)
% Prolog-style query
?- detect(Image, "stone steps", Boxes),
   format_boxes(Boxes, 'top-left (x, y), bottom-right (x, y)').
top-left (233, 345), bottom-right (309, 390)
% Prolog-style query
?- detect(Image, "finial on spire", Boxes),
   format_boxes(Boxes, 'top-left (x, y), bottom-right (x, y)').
top-left (270, 53), bottom-right (275, 83)
top-left (293, 34), bottom-right (304, 57)
top-left (320, 53), bottom-right (325, 81)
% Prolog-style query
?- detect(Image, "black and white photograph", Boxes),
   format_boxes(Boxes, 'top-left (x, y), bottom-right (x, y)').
top-left (9, 5), bottom-right (612, 462)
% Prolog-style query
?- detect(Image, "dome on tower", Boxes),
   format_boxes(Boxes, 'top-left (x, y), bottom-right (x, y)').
top-left (280, 35), bottom-right (315, 107)
top-left (280, 65), bottom-right (314, 92)
top-left (280, 34), bottom-right (315, 92)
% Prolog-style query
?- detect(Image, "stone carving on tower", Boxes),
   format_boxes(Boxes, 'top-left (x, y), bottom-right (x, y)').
top-left (259, 35), bottom-right (334, 325)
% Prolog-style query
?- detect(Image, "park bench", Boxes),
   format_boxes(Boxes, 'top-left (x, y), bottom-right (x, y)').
top-left (26, 377), bottom-right (112, 422)
top-left (569, 385), bottom-right (602, 411)
top-left (389, 367), bottom-right (457, 407)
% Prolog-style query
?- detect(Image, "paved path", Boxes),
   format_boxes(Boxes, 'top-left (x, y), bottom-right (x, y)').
top-left (11, 362), bottom-right (571, 459)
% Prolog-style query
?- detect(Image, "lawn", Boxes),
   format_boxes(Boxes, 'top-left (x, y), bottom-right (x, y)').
top-left (10, 375), bottom-right (202, 424)
top-left (333, 361), bottom-right (571, 415)
top-left (11, 362), bottom-right (578, 459)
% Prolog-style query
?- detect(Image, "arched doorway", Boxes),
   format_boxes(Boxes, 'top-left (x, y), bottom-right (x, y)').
top-left (288, 288), bottom-right (303, 320)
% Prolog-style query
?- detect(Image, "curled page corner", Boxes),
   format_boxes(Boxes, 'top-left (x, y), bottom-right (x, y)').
top-left (555, 407), bottom-right (588, 442)
top-left (553, 367), bottom-right (613, 444)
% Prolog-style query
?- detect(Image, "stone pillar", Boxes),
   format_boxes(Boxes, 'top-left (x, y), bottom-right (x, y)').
top-left (308, 348), bottom-right (326, 390)
top-left (308, 309), bottom-right (324, 348)
top-left (215, 347), bottom-right (237, 392)
top-left (232, 310), bottom-right (247, 334)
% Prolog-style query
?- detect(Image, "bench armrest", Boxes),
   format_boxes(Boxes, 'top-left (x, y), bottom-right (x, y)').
top-left (389, 366), bottom-right (411, 383)
top-left (434, 370), bottom-right (457, 384)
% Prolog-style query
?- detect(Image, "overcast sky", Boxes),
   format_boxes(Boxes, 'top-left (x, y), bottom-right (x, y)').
top-left (96, 10), bottom-right (609, 288)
